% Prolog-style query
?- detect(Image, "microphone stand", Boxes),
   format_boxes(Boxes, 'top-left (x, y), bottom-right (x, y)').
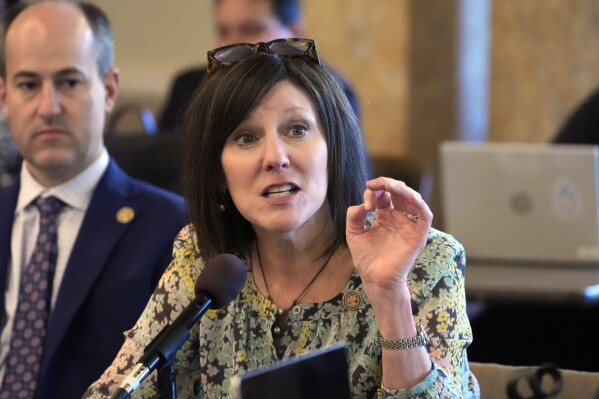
top-left (147, 296), bottom-right (212, 399)
top-left (111, 296), bottom-right (212, 399)
top-left (111, 253), bottom-right (248, 399)
top-left (158, 361), bottom-right (177, 399)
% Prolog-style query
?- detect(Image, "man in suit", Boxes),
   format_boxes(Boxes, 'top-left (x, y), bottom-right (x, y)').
top-left (158, 0), bottom-right (361, 132)
top-left (0, 1), bottom-right (187, 397)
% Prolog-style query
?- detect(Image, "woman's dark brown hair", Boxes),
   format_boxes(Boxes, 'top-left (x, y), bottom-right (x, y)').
top-left (182, 53), bottom-right (368, 261)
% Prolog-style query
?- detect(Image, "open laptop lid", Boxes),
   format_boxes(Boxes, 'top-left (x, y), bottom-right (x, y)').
top-left (440, 141), bottom-right (599, 266)
top-left (231, 343), bottom-right (351, 399)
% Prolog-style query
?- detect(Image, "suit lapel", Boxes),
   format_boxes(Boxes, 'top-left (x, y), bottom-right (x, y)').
top-left (41, 161), bottom-right (141, 372)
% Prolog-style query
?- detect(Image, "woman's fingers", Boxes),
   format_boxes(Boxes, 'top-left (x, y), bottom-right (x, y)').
top-left (364, 189), bottom-right (392, 211)
top-left (363, 177), bottom-right (433, 225)
top-left (346, 204), bottom-right (370, 234)
top-left (364, 178), bottom-right (416, 208)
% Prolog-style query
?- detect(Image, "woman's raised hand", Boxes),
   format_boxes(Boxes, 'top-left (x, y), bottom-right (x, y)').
top-left (346, 177), bottom-right (432, 291)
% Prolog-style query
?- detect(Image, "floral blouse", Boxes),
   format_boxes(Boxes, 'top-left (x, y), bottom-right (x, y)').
top-left (83, 225), bottom-right (480, 398)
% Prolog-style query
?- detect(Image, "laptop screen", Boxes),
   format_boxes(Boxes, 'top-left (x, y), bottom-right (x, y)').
top-left (440, 141), bottom-right (599, 265)
top-left (231, 343), bottom-right (351, 399)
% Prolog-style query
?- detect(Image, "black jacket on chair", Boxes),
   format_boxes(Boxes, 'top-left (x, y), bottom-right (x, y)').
top-left (554, 87), bottom-right (599, 145)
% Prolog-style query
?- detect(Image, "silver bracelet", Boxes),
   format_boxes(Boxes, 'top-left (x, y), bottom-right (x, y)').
top-left (378, 324), bottom-right (427, 350)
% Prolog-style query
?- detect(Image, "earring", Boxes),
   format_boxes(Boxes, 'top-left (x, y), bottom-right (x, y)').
top-left (219, 204), bottom-right (226, 212)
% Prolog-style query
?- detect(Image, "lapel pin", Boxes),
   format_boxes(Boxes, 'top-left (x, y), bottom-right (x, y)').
top-left (342, 290), bottom-right (362, 310)
top-left (116, 206), bottom-right (135, 224)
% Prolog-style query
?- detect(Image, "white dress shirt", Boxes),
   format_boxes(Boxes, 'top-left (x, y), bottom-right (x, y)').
top-left (0, 149), bottom-right (109, 379)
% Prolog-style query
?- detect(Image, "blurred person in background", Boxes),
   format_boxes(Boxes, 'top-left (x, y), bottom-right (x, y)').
top-left (158, 0), bottom-right (360, 133)
top-left (0, 108), bottom-right (20, 187)
top-left (0, 0), bottom-right (19, 187)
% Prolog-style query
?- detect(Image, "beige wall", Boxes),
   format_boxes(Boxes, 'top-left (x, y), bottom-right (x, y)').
top-left (90, 0), bottom-right (214, 111)
top-left (489, 0), bottom-right (599, 142)
top-left (305, 1), bottom-right (411, 159)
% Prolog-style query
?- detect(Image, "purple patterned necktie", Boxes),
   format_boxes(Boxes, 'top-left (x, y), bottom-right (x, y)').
top-left (0, 196), bottom-right (65, 398)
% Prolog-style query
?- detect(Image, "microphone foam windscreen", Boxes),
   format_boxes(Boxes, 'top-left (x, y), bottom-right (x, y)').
top-left (194, 254), bottom-right (247, 309)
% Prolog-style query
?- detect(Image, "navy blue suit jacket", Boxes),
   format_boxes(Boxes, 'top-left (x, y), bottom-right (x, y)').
top-left (0, 160), bottom-right (187, 398)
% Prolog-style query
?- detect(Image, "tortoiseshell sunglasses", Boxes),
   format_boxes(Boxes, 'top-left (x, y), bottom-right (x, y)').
top-left (206, 38), bottom-right (320, 76)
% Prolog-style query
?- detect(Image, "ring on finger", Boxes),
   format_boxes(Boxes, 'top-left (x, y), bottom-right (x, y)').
top-left (404, 212), bottom-right (419, 223)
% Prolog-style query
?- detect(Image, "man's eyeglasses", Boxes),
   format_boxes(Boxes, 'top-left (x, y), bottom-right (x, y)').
top-left (206, 38), bottom-right (320, 76)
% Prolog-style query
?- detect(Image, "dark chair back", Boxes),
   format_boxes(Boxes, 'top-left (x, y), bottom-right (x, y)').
top-left (105, 102), bottom-right (182, 194)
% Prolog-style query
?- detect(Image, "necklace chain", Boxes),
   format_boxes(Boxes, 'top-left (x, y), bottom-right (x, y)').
top-left (255, 243), bottom-right (335, 310)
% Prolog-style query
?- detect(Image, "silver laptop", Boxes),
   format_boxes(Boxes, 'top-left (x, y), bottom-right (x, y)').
top-left (439, 141), bottom-right (599, 303)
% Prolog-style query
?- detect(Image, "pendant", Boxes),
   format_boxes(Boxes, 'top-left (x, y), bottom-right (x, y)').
top-left (271, 321), bottom-right (283, 337)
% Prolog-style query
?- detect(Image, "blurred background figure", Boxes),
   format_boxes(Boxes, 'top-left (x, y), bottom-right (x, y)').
top-left (0, 0), bottom-right (20, 187)
top-left (0, 109), bottom-right (20, 187)
top-left (157, 0), bottom-right (360, 133)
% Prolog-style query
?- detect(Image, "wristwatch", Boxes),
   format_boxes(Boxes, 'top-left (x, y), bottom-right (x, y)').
top-left (378, 324), bottom-right (428, 350)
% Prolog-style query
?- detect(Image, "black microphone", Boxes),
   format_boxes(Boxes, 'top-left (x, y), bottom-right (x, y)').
top-left (111, 254), bottom-right (247, 399)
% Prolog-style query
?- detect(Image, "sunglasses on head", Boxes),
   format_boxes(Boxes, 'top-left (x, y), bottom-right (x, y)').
top-left (206, 38), bottom-right (320, 76)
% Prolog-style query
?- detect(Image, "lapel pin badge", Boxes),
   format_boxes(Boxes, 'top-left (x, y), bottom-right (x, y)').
top-left (342, 290), bottom-right (362, 310)
top-left (116, 207), bottom-right (135, 224)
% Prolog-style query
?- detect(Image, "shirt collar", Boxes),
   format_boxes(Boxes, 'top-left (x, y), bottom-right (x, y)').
top-left (16, 148), bottom-right (110, 213)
